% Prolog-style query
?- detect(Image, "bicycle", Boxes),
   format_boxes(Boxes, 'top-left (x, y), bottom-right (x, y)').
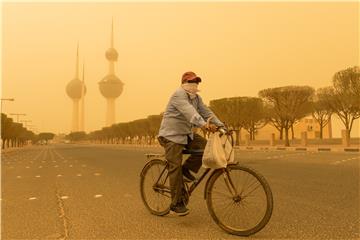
top-left (140, 130), bottom-right (273, 236)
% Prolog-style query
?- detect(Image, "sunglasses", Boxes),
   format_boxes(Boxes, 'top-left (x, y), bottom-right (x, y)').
top-left (186, 77), bottom-right (202, 84)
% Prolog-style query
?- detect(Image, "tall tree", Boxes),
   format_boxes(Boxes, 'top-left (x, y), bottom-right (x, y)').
top-left (319, 66), bottom-right (360, 136)
top-left (312, 89), bottom-right (332, 139)
top-left (37, 132), bottom-right (55, 144)
top-left (241, 97), bottom-right (268, 140)
top-left (259, 86), bottom-right (315, 146)
top-left (147, 114), bottom-right (162, 144)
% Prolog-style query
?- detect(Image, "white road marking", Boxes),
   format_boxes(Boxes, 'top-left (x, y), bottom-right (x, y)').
top-left (69, 165), bottom-right (73, 168)
top-left (26, 166), bottom-right (30, 169)
top-left (332, 158), bottom-right (358, 165)
top-left (94, 194), bottom-right (103, 198)
top-left (39, 166), bottom-right (43, 168)
top-left (35, 175), bottom-right (41, 178)
top-left (57, 174), bottom-right (63, 177)
top-left (94, 173), bottom-right (101, 176)
top-left (60, 196), bottom-right (69, 199)
top-left (28, 197), bottom-right (37, 200)
top-left (77, 174), bottom-right (82, 177)
top-left (16, 176), bottom-right (22, 179)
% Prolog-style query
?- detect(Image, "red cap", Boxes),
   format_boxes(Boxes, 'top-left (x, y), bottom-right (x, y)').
top-left (181, 71), bottom-right (202, 83)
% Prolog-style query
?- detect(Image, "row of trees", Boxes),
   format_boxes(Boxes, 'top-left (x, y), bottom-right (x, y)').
top-left (1, 113), bottom-right (35, 149)
top-left (69, 66), bottom-right (359, 147)
top-left (66, 115), bottom-right (163, 145)
top-left (210, 66), bottom-right (359, 146)
top-left (1, 113), bottom-right (55, 149)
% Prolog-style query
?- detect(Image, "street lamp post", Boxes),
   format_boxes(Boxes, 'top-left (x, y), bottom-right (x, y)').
top-left (1, 98), bottom-right (14, 114)
top-left (10, 113), bottom-right (26, 123)
top-left (20, 120), bottom-right (32, 128)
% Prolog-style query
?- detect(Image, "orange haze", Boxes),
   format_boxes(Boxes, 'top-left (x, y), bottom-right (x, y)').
top-left (1, 2), bottom-right (359, 136)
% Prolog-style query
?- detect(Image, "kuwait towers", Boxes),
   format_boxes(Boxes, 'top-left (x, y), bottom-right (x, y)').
top-left (66, 45), bottom-right (86, 132)
top-left (99, 20), bottom-right (124, 126)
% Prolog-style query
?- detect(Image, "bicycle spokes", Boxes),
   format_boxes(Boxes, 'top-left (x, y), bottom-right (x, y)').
top-left (206, 165), bottom-right (273, 235)
top-left (222, 169), bottom-right (239, 197)
top-left (140, 159), bottom-right (171, 216)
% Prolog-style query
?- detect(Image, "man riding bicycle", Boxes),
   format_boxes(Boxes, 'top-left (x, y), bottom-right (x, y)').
top-left (157, 71), bottom-right (225, 216)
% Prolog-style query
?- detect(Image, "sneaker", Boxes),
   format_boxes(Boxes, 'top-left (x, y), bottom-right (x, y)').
top-left (182, 166), bottom-right (196, 182)
top-left (170, 203), bottom-right (190, 216)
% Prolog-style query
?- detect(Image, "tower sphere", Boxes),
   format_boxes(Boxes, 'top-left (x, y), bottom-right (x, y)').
top-left (106, 48), bottom-right (118, 61)
top-left (99, 74), bottom-right (123, 98)
top-left (66, 78), bottom-right (87, 99)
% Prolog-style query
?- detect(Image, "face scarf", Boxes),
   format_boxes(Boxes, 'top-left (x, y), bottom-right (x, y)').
top-left (182, 83), bottom-right (199, 99)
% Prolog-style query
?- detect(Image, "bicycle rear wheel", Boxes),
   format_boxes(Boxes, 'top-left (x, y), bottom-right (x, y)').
top-left (206, 164), bottom-right (273, 236)
top-left (140, 159), bottom-right (171, 216)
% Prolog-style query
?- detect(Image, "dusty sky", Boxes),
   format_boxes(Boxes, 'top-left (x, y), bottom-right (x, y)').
top-left (1, 2), bottom-right (359, 136)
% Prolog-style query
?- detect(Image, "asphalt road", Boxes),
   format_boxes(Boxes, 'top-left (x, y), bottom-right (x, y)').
top-left (1, 144), bottom-right (359, 239)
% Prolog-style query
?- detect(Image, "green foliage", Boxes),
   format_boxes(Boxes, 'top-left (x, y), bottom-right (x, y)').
top-left (259, 86), bottom-right (315, 146)
top-left (1, 113), bottom-right (36, 148)
top-left (37, 132), bottom-right (55, 143)
top-left (66, 131), bottom-right (87, 141)
top-left (87, 66), bottom-right (359, 144)
top-left (317, 66), bottom-right (360, 136)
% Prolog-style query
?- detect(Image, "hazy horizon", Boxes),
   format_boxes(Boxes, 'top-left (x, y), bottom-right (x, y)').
top-left (2, 2), bottom-right (359, 137)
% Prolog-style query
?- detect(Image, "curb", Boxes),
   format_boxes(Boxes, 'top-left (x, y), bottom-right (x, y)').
top-left (234, 146), bottom-right (359, 152)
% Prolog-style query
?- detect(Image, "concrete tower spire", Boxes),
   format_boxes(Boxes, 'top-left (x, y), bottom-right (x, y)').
top-left (66, 43), bottom-right (86, 132)
top-left (99, 19), bottom-right (124, 127)
top-left (111, 17), bottom-right (114, 48)
top-left (79, 62), bottom-right (85, 132)
top-left (75, 43), bottom-right (79, 78)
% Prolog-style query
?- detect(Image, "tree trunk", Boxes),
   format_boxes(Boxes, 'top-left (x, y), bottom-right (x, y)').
top-left (284, 128), bottom-right (290, 147)
top-left (235, 129), bottom-right (240, 146)
top-left (291, 125), bottom-right (294, 140)
top-left (279, 127), bottom-right (284, 140)
top-left (149, 136), bottom-right (153, 145)
top-left (319, 119), bottom-right (324, 139)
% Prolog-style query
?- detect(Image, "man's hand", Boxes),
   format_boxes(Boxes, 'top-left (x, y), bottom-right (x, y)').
top-left (201, 123), bottom-right (218, 133)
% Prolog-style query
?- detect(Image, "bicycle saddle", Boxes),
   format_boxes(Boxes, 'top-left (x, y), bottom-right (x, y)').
top-left (182, 149), bottom-right (204, 155)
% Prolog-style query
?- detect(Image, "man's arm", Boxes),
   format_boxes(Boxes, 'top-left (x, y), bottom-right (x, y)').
top-left (171, 91), bottom-right (207, 128)
top-left (197, 95), bottom-right (225, 127)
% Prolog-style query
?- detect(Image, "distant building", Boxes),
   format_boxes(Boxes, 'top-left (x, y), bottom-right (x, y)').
top-left (243, 116), bottom-right (332, 140)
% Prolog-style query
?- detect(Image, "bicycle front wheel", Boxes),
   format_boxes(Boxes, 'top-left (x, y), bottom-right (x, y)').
top-left (206, 164), bottom-right (273, 236)
top-left (140, 159), bottom-right (171, 216)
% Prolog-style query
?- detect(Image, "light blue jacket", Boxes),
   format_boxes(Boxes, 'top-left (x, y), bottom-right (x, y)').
top-left (158, 87), bottom-right (224, 144)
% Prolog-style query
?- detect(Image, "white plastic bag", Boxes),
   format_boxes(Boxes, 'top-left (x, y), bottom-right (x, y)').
top-left (202, 132), bottom-right (234, 169)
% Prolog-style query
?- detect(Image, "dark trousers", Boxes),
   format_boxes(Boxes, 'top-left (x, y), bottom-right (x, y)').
top-left (158, 134), bottom-right (207, 207)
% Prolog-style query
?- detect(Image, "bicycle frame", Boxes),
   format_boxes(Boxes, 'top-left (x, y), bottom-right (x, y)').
top-left (153, 160), bottom-right (239, 199)
top-left (152, 129), bottom-right (237, 198)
